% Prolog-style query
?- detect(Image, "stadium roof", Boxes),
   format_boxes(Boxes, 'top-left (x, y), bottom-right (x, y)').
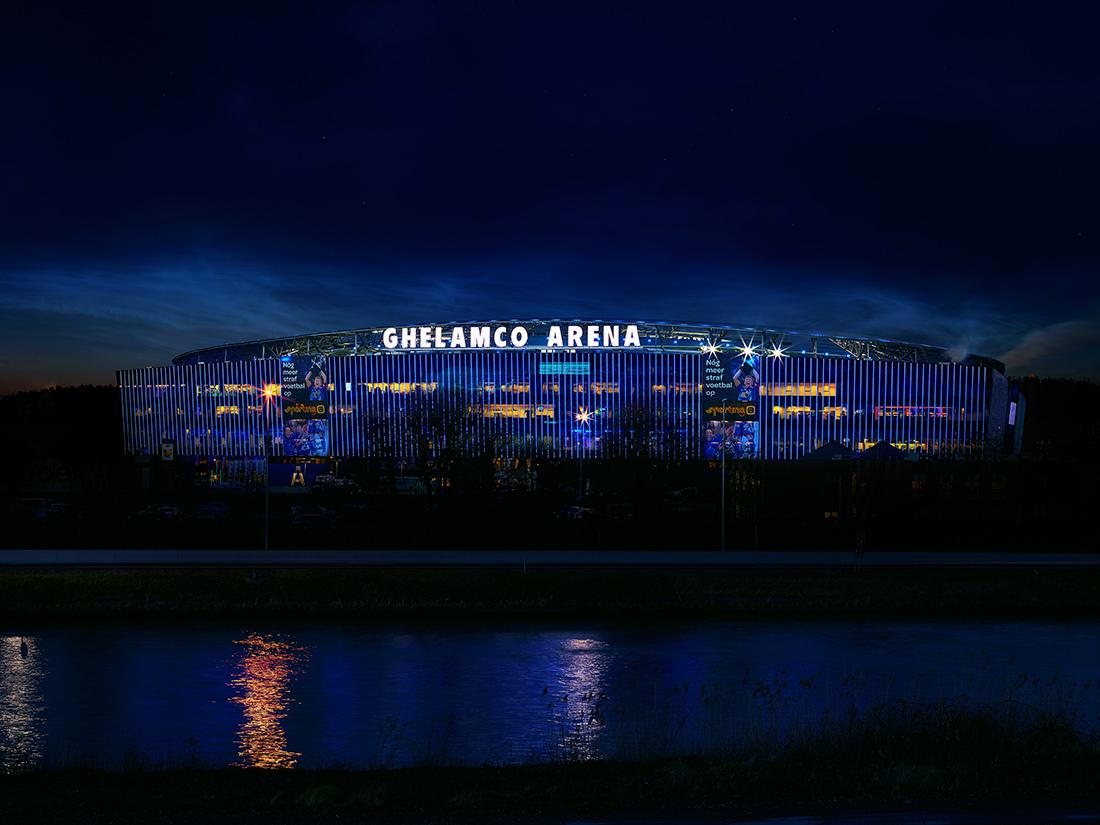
top-left (172, 319), bottom-right (1004, 372)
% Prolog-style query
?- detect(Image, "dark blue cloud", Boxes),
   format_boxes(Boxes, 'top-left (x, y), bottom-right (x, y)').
top-left (2, 254), bottom-right (1095, 395)
top-left (2, 1), bottom-right (1099, 392)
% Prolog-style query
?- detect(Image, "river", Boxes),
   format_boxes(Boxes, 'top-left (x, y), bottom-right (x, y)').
top-left (2, 619), bottom-right (1098, 771)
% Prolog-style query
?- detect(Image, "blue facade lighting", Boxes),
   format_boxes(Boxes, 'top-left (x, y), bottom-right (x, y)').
top-left (119, 320), bottom-right (1006, 461)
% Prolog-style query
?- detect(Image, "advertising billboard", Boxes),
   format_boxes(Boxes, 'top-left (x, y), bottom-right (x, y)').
top-left (702, 352), bottom-right (759, 459)
top-left (279, 356), bottom-right (330, 457)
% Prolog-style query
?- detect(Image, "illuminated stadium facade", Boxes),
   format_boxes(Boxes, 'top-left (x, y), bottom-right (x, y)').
top-left (118, 320), bottom-right (1010, 462)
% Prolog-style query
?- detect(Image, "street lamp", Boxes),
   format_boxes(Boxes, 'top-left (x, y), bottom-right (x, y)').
top-left (261, 384), bottom-right (277, 551)
top-left (720, 416), bottom-right (730, 552)
top-left (575, 407), bottom-right (590, 500)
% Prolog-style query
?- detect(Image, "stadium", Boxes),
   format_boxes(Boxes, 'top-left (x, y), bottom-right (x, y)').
top-left (118, 319), bottom-right (1010, 465)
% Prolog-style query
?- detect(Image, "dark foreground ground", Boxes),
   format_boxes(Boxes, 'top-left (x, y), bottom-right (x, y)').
top-left (2, 564), bottom-right (1100, 621)
top-left (3, 706), bottom-right (1098, 823)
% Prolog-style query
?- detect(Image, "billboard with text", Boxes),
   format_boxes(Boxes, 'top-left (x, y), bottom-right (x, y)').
top-left (280, 356), bottom-right (330, 457)
top-left (702, 352), bottom-right (759, 459)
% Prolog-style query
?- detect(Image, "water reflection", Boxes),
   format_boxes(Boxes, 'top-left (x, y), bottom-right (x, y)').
top-left (0, 636), bottom-right (46, 772)
top-left (228, 634), bottom-right (306, 768)
top-left (4, 621), bottom-right (1100, 770)
top-left (553, 638), bottom-right (610, 760)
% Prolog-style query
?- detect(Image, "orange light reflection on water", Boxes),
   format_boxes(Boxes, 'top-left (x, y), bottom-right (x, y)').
top-left (228, 634), bottom-right (306, 769)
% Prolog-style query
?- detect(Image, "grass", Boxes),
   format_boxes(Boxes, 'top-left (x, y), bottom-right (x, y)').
top-left (2, 566), bottom-right (1100, 621)
top-left (2, 702), bottom-right (1098, 823)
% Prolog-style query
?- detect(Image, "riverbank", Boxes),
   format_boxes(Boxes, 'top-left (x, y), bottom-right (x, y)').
top-left (2, 564), bottom-right (1100, 620)
top-left (3, 705), bottom-right (1098, 823)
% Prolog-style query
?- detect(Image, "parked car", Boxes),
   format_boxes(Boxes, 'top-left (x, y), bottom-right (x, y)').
top-left (193, 501), bottom-right (231, 520)
top-left (11, 498), bottom-right (50, 519)
top-left (315, 474), bottom-right (359, 490)
top-left (291, 512), bottom-right (337, 531)
top-left (555, 505), bottom-right (597, 521)
top-left (131, 504), bottom-right (184, 521)
top-left (394, 477), bottom-right (427, 495)
top-left (606, 502), bottom-right (633, 521)
top-left (291, 505), bottom-right (338, 530)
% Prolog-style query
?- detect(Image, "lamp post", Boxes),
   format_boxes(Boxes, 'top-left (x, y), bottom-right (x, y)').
top-left (720, 416), bottom-right (729, 552)
top-left (262, 383), bottom-right (275, 552)
top-left (575, 407), bottom-right (590, 501)
top-left (702, 341), bottom-right (729, 553)
top-left (264, 433), bottom-right (271, 553)
top-left (578, 448), bottom-right (584, 501)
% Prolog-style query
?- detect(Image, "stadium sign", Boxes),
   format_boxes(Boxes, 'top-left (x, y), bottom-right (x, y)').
top-left (381, 324), bottom-right (642, 350)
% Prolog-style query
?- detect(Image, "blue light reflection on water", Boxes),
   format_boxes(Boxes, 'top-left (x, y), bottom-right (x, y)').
top-left (1, 620), bottom-right (1099, 771)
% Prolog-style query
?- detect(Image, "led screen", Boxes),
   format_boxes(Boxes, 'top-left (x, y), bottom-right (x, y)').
top-left (702, 351), bottom-right (759, 459)
top-left (279, 356), bottom-right (330, 457)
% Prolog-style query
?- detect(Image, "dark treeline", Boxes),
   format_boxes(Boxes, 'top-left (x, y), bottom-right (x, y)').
top-left (1013, 375), bottom-right (1100, 460)
top-left (1, 380), bottom-right (1097, 552)
top-left (1, 385), bottom-right (127, 499)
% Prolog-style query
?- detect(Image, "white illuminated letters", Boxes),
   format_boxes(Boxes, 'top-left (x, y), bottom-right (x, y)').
top-left (469, 327), bottom-right (490, 348)
top-left (379, 323), bottom-right (644, 350)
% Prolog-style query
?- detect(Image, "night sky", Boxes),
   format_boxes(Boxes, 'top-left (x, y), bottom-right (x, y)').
top-left (3, 2), bottom-right (1099, 395)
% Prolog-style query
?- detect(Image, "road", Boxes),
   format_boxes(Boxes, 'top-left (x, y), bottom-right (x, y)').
top-left (1, 549), bottom-right (1098, 567)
